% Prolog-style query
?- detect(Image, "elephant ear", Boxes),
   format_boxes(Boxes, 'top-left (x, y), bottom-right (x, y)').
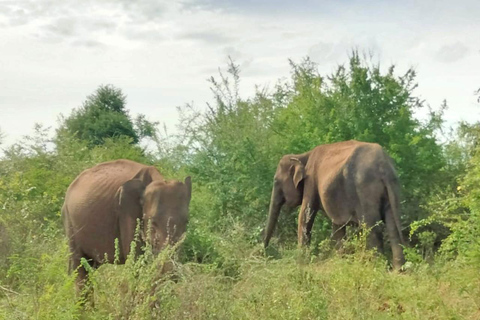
top-left (133, 166), bottom-right (163, 185)
top-left (290, 158), bottom-right (305, 189)
top-left (114, 179), bottom-right (146, 261)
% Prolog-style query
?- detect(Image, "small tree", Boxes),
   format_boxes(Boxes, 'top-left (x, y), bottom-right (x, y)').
top-left (180, 61), bottom-right (279, 229)
top-left (58, 85), bottom-right (145, 147)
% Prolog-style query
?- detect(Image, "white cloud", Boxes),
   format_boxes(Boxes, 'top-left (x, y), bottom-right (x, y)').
top-left (0, 0), bottom-right (479, 149)
top-left (435, 42), bottom-right (470, 63)
top-left (179, 30), bottom-right (235, 44)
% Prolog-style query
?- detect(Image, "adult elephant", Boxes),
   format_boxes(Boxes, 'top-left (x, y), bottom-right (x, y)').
top-left (264, 140), bottom-right (405, 270)
top-left (62, 159), bottom-right (191, 291)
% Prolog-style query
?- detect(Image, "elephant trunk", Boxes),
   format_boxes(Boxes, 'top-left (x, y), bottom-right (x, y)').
top-left (264, 184), bottom-right (284, 247)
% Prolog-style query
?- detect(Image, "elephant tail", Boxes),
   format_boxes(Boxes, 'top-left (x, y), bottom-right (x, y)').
top-left (382, 162), bottom-right (405, 245)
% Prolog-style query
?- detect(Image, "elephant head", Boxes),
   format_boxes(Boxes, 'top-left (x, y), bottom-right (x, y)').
top-left (115, 176), bottom-right (192, 257)
top-left (264, 155), bottom-right (307, 247)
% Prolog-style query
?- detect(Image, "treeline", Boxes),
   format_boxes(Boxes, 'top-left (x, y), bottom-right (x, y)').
top-left (1, 52), bottom-right (480, 318)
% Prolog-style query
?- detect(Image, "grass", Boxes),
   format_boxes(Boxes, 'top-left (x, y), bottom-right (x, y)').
top-left (1, 229), bottom-right (479, 320)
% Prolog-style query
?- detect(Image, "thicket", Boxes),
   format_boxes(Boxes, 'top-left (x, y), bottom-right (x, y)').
top-left (1, 53), bottom-right (479, 319)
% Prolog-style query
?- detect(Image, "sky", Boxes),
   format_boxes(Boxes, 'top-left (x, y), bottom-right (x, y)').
top-left (1, 0), bottom-right (479, 148)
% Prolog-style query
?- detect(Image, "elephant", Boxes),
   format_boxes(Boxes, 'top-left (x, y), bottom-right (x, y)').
top-left (62, 159), bottom-right (191, 292)
top-left (264, 140), bottom-right (405, 270)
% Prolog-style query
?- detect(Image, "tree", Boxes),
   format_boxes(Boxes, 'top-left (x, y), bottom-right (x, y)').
top-left (179, 61), bottom-right (280, 231)
top-left (58, 85), bottom-right (157, 147)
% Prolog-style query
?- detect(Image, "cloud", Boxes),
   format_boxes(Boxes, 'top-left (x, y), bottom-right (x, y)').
top-left (181, 0), bottom-right (328, 15)
top-left (89, 19), bottom-right (118, 33)
top-left (308, 42), bottom-right (346, 63)
top-left (119, 1), bottom-right (171, 23)
top-left (43, 18), bottom-right (78, 37)
top-left (0, 4), bottom-right (30, 26)
top-left (180, 30), bottom-right (234, 44)
top-left (307, 36), bottom-right (382, 66)
top-left (0, 1), bottom-right (184, 47)
top-left (222, 46), bottom-right (242, 59)
top-left (123, 28), bottom-right (165, 42)
top-left (434, 42), bottom-right (470, 63)
top-left (71, 39), bottom-right (106, 48)
top-left (37, 16), bottom-right (118, 46)
top-left (1, 0), bottom-right (76, 27)
top-left (222, 46), bottom-right (254, 70)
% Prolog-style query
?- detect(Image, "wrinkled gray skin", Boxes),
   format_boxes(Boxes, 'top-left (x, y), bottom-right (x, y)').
top-left (62, 159), bottom-right (191, 291)
top-left (264, 140), bottom-right (405, 270)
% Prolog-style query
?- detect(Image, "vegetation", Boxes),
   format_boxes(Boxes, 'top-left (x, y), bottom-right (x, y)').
top-left (1, 52), bottom-right (479, 319)
top-left (58, 84), bottom-right (157, 148)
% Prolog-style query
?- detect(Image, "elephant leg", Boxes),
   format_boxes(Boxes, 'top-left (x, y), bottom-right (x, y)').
top-left (304, 209), bottom-right (318, 246)
top-left (366, 222), bottom-right (384, 254)
top-left (118, 214), bottom-right (143, 262)
top-left (67, 236), bottom-right (86, 293)
top-left (331, 223), bottom-right (346, 249)
top-left (71, 252), bottom-right (95, 306)
top-left (356, 185), bottom-right (384, 254)
top-left (297, 201), bottom-right (317, 247)
top-left (71, 254), bottom-right (87, 294)
top-left (359, 204), bottom-right (384, 254)
top-left (384, 205), bottom-right (405, 270)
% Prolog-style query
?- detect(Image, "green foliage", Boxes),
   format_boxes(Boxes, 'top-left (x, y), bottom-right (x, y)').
top-left (180, 96), bottom-right (279, 229)
top-left (438, 132), bottom-right (480, 263)
top-left (58, 84), bottom-right (139, 147)
top-left (406, 121), bottom-right (480, 263)
top-left (58, 84), bottom-right (158, 148)
top-left (135, 114), bottom-right (159, 141)
top-left (0, 241), bottom-right (81, 319)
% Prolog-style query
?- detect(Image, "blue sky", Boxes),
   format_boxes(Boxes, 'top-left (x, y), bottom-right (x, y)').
top-left (0, 0), bottom-right (479, 147)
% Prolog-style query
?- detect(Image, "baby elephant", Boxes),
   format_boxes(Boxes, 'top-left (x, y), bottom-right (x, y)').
top-left (62, 159), bottom-right (191, 291)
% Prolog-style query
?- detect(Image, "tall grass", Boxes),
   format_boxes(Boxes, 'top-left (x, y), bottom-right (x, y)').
top-left (2, 223), bottom-right (479, 320)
